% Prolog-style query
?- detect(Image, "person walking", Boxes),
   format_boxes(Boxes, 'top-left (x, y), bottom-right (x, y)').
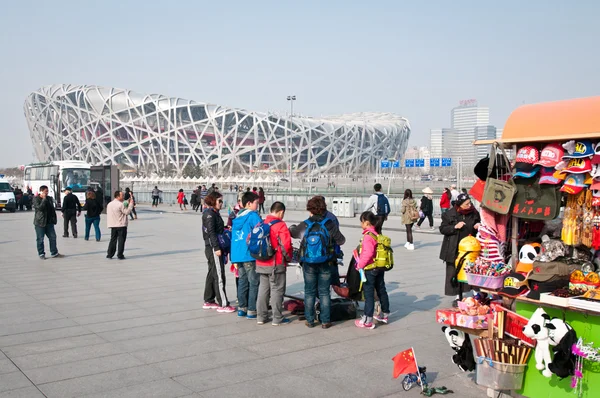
top-left (33, 185), bottom-right (62, 259)
top-left (61, 187), bottom-right (81, 238)
top-left (256, 201), bottom-right (293, 326)
top-left (363, 183), bottom-right (391, 228)
top-left (401, 189), bottom-right (419, 251)
top-left (106, 190), bottom-right (132, 260)
top-left (151, 186), bottom-right (160, 207)
top-left (202, 192), bottom-right (235, 313)
top-left (83, 190), bottom-right (102, 241)
top-left (440, 187), bottom-right (451, 215)
top-left (417, 187), bottom-right (434, 230)
top-left (199, 185), bottom-right (208, 211)
top-left (439, 193), bottom-right (481, 307)
top-left (290, 196), bottom-right (346, 329)
top-left (177, 189), bottom-right (187, 211)
top-left (354, 211), bottom-right (390, 329)
top-left (450, 184), bottom-right (460, 203)
top-left (190, 188), bottom-right (199, 211)
top-left (258, 187), bottom-right (266, 214)
top-left (124, 188), bottom-right (137, 220)
top-left (231, 191), bottom-right (262, 319)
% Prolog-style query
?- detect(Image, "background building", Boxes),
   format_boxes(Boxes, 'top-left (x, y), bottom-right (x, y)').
top-left (25, 85), bottom-right (411, 176)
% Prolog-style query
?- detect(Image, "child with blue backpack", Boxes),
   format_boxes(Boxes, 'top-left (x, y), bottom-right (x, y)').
top-left (290, 196), bottom-right (345, 329)
top-left (231, 191), bottom-right (262, 319)
top-left (255, 202), bottom-right (293, 325)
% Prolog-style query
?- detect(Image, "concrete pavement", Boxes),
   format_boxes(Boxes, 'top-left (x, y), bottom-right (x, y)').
top-left (0, 208), bottom-right (486, 398)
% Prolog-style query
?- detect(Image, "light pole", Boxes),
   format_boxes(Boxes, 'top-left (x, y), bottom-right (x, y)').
top-left (57, 96), bottom-right (64, 161)
top-left (286, 95), bottom-right (295, 193)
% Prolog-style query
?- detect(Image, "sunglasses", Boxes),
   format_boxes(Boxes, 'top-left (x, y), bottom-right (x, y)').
top-left (218, 199), bottom-right (223, 203)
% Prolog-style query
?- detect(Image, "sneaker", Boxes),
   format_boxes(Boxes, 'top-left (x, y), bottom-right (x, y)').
top-left (257, 320), bottom-right (266, 325)
top-left (217, 306), bottom-right (236, 313)
top-left (50, 253), bottom-right (64, 258)
top-left (237, 310), bottom-right (247, 318)
top-left (404, 242), bottom-right (409, 248)
top-left (373, 314), bottom-right (389, 324)
top-left (430, 226), bottom-right (435, 230)
top-left (305, 321), bottom-right (316, 328)
top-left (355, 319), bottom-right (376, 329)
top-left (39, 255), bottom-right (46, 260)
top-left (321, 323), bottom-right (333, 329)
top-left (246, 314), bottom-right (257, 320)
top-left (203, 302), bottom-right (219, 310)
top-left (272, 318), bottom-right (291, 326)
top-left (117, 256), bottom-right (126, 260)
top-left (407, 243), bottom-right (415, 251)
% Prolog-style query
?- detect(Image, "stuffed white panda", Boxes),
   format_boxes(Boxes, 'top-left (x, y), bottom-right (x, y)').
top-left (441, 326), bottom-right (475, 372)
top-left (522, 307), bottom-right (553, 378)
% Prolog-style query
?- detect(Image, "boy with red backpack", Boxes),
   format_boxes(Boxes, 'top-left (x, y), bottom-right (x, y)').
top-left (255, 202), bottom-right (293, 325)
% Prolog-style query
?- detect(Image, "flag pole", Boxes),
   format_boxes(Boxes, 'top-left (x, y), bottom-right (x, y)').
top-left (411, 347), bottom-right (424, 392)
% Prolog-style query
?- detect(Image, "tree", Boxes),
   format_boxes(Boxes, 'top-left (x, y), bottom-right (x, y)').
top-left (182, 163), bottom-right (201, 178)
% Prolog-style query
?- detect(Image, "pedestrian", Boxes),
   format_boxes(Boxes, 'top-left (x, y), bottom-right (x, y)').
top-left (231, 191), bottom-right (262, 319)
top-left (450, 184), bottom-right (460, 203)
top-left (199, 185), bottom-right (208, 211)
top-left (363, 183), bottom-right (391, 228)
top-left (318, 195), bottom-right (342, 286)
top-left (354, 211), bottom-right (390, 329)
top-left (106, 190), bottom-right (132, 260)
top-left (417, 187), bottom-right (434, 230)
top-left (124, 188), bottom-right (137, 220)
top-left (190, 188), bottom-right (199, 211)
top-left (227, 197), bottom-right (242, 228)
top-left (61, 187), bottom-right (81, 238)
top-left (401, 189), bottom-right (418, 251)
top-left (207, 183), bottom-right (216, 195)
top-left (258, 187), bottom-right (265, 214)
top-left (290, 196), bottom-right (346, 329)
top-left (256, 201), bottom-right (293, 326)
top-left (33, 185), bottom-right (62, 259)
top-left (177, 189), bottom-right (187, 211)
top-left (440, 187), bottom-right (451, 215)
top-left (83, 190), bottom-right (102, 241)
top-left (439, 193), bottom-right (481, 307)
top-left (151, 186), bottom-right (160, 207)
top-left (202, 191), bottom-right (235, 313)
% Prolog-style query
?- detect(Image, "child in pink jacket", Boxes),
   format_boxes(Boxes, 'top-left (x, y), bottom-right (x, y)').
top-left (354, 211), bottom-right (390, 329)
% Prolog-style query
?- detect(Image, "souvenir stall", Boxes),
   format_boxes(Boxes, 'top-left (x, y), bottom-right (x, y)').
top-left (436, 96), bottom-right (600, 398)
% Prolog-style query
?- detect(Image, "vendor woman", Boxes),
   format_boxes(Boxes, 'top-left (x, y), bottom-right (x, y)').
top-left (439, 193), bottom-right (481, 307)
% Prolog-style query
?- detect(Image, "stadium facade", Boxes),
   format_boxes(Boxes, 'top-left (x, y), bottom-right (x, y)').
top-left (24, 85), bottom-right (411, 176)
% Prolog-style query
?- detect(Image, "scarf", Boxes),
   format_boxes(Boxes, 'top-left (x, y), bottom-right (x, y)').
top-left (457, 205), bottom-right (476, 215)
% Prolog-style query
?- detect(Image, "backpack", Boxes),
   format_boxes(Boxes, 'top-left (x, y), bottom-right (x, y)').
top-left (406, 200), bottom-right (420, 222)
top-left (376, 194), bottom-right (391, 216)
top-left (362, 232), bottom-right (394, 271)
top-left (247, 220), bottom-right (281, 260)
top-left (299, 219), bottom-right (332, 264)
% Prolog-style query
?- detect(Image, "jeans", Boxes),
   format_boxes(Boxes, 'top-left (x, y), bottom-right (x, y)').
top-left (237, 261), bottom-right (259, 314)
top-left (303, 263), bottom-right (332, 324)
top-left (364, 269), bottom-right (390, 318)
top-left (35, 224), bottom-right (58, 257)
top-left (84, 216), bottom-right (101, 241)
top-left (107, 227), bottom-right (127, 258)
top-left (152, 196), bottom-right (159, 206)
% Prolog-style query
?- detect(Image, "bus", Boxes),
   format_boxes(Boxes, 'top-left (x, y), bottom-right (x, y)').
top-left (24, 161), bottom-right (92, 208)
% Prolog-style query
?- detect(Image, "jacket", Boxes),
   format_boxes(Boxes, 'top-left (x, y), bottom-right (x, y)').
top-left (400, 198), bottom-right (418, 225)
top-left (227, 204), bottom-right (241, 228)
top-left (290, 214), bottom-right (346, 264)
top-left (152, 188), bottom-right (160, 196)
top-left (106, 199), bottom-right (132, 228)
top-left (202, 207), bottom-right (224, 252)
top-left (356, 226), bottom-right (378, 270)
top-left (364, 192), bottom-right (384, 214)
top-left (62, 193), bottom-right (82, 213)
top-left (420, 196), bottom-right (433, 214)
top-left (231, 208), bottom-right (262, 263)
top-left (33, 195), bottom-right (57, 227)
top-left (177, 192), bottom-right (185, 204)
top-left (83, 198), bottom-right (102, 218)
top-left (439, 207), bottom-right (481, 263)
top-left (258, 190), bottom-right (265, 204)
top-left (256, 214), bottom-right (293, 272)
top-left (440, 193), bottom-right (451, 209)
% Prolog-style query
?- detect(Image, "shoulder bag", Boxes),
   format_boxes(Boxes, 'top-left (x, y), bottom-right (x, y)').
top-left (482, 143), bottom-right (516, 215)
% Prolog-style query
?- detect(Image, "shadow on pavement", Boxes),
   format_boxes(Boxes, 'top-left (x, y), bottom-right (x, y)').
top-left (126, 248), bottom-right (199, 259)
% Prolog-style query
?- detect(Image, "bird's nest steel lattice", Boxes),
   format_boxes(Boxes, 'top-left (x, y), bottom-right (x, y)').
top-left (24, 85), bottom-right (411, 176)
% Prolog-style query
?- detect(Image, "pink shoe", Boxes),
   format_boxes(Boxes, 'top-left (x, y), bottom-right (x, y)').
top-left (217, 306), bottom-right (236, 313)
top-left (373, 314), bottom-right (389, 324)
top-left (355, 319), bottom-right (375, 329)
top-left (203, 302), bottom-right (219, 310)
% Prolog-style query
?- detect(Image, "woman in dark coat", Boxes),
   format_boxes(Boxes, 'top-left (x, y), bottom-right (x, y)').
top-left (439, 193), bottom-right (481, 306)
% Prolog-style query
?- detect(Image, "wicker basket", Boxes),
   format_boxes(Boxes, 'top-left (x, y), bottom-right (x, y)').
top-left (466, 273), bottom-right (506, 289)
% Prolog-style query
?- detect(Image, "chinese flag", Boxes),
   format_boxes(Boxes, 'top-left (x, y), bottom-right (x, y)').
top-left (392, 348), bottom-right (418, 378)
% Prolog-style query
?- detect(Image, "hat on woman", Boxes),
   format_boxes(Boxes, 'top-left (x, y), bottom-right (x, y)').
top-left (422, 187), bottom-right (433, 194)
top-left (455, 193), bottom-right (470, 207)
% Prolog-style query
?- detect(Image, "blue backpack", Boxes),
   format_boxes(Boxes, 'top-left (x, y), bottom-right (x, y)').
top-left (299, 219), bottom-right (332, 264)
top-left (247, 220), bottom-right (281, 260)
top-left (377, 194), bottom-right (391, 216)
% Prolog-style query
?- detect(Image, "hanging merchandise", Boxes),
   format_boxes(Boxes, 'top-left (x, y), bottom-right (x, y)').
top-left (571, 338), bottom-right (600, 398)
top-left (562, 140), bottom-right (595, 159)
top-left (522, 307), bottom-right (554, 378)
top-left (582, 190), bottom-right (594, 248)
top-left (511, 176), bottom-right (561, 220)
top-left (562, 192), bottom-right (585, 246)
top-left (482, 144), bottom-right (516, 215)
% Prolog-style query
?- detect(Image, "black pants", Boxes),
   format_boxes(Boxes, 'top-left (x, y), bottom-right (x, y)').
top-left (405, 223), bottom-right (413, 243)
top-left (417, 212), bottom-right (433, 227)
top-left (129, 207), bottom-right (137, 220)
top-left (152, 196), bottom-right (159, 206)
top-left (107, 227), bottom-right (127, 258)
top-left (377, 215), bottom-right (387, 229)
top-left (203, 246), bottom-right (229, 307)
top-left (259, 203), bottom-right (265, 214)
top-left (63, 211), bottom-right (78, 237)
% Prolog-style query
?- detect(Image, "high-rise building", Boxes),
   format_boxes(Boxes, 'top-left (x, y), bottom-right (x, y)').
top-left (474, 125), bottom-right (497, 162)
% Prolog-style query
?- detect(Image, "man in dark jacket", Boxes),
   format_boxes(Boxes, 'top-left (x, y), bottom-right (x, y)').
top-left (33, 185), bottom-right (62, 259)
top-left (61, 187), bottom-right (81, 238)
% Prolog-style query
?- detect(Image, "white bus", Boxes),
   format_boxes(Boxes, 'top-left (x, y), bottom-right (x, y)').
top-left (24, 161), bottom-right (92, 208)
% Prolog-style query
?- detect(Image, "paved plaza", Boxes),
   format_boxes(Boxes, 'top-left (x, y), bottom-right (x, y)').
top-left (0, 207), bottom-right (487, 398)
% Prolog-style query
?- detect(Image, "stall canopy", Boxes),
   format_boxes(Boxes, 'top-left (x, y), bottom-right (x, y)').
top-left (475, 96), bottom-right (600, 145)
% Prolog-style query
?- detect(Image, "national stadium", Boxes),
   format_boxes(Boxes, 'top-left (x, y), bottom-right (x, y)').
top-left (24, 85), bottom-right (411, 176)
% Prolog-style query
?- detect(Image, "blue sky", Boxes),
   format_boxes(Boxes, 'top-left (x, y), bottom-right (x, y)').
top-left (1, 0), bottom-right (599, 167)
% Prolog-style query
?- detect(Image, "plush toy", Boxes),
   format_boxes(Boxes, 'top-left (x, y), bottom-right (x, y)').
top-left (522, 307), bottom-right (553, 378)
top-left (546, 319), bottom-right (577, 378)
top-left (516, 243), bottom-right (541, 273)
top-left (441, 326), bottom-right (476, 372)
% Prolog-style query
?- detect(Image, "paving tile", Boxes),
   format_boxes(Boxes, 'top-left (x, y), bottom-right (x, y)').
top-left (80, 379), bottom-right (193, 398)
top-left (3, 334), bottom-right (107, 358)
top-left (0, 318), bottom-right (78, 337)
top-left (153, 347), bottom-right (260, 377)
top-left (83, 313), bottom-right (176, 333)
top-left (0, 326), bottom-right (93, 347)
top-left (71, 309), bottom-right (152, 325)
top-left (0, 386), bottom-right (46, 398)
top-left (114, 330), bottom-right (205, 353)
top-left (0, 372), bottom-right (33, 393)
top-left (11, 342), bottom-right (124, 370)
top-left (130, 337), bottom-right (235, 364)
top-left (0, 359), bottom-right (18, 375)
top-left (97, 321), bottom-right (188, 342)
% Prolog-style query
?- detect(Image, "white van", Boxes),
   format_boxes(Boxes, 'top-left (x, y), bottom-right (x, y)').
top-left (0, 175), bottom-right (16, 213)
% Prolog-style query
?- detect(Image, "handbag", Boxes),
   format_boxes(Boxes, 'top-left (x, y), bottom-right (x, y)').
top-left (511, 176), bottom-right (561, 220)
top-left (482, 144), bottom-right (516, 215)
top-left (474, 153), bottom-right (511, 181)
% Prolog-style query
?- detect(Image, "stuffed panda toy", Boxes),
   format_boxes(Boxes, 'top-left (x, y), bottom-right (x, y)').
top-left (441, 326), bottom-right (476, 372)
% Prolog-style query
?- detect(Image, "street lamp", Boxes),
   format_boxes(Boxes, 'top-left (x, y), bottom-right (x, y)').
top-left (286, 95), bottom-right (295, 193)
top-left (57, 96), bottom-right (64, 161)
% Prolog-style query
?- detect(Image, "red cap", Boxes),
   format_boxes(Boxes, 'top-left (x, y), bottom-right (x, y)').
top-left (535, 143), bottom-right (564, 167)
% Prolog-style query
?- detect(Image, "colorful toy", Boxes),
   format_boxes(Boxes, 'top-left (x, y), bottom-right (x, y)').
top-left (522, 307), bottom-right (553, 377)
top-left (442, 326), bottom-right (476, 372)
